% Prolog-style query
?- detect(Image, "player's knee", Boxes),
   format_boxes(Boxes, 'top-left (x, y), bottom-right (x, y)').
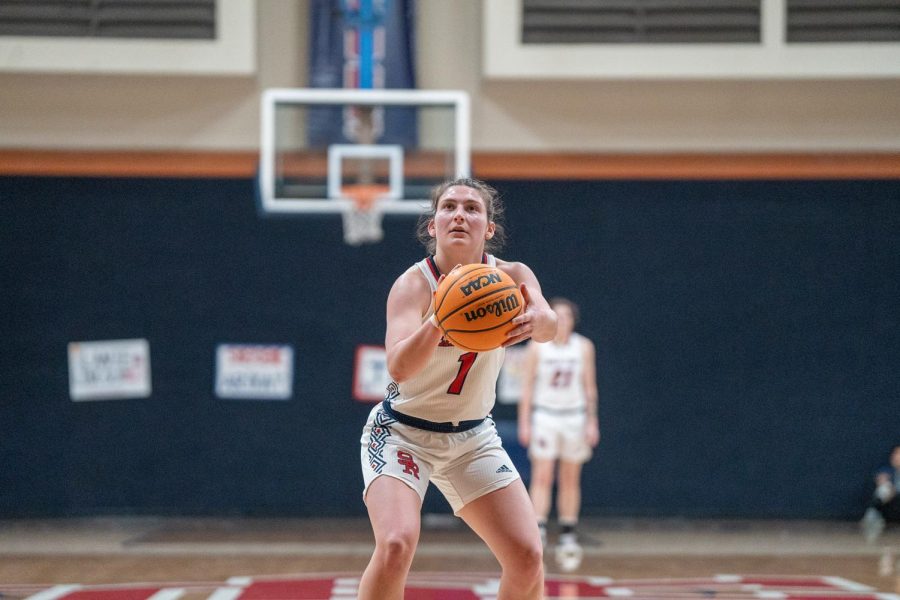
top-left (558, 471), bottom-right (580, 490)
top-left (503, 537), bottom-right (544, 580)
top-left (558, 459), bottom-right (582, 480)
top-left (376, 530), bottom-right (418, 568)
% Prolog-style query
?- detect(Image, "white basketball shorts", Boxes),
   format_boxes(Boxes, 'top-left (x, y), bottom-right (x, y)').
top-left (360, 403), bottom-right (520, 514)
top-left (529, 409), bottom-right (592, 463)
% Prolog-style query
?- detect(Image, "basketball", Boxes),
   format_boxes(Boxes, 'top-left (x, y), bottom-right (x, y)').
top-left (433, 264), bottom-right (524, 352)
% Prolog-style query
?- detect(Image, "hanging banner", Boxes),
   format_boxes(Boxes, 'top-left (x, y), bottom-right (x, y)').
top-left (307, 0), bottom-right (418, 147)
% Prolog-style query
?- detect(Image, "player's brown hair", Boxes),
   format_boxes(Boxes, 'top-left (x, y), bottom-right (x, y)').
top-left (416, 177), bottom-right (507, 254)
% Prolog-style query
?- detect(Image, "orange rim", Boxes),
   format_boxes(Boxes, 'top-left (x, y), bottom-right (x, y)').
top-left (342, 184), bottom-right (391, 211)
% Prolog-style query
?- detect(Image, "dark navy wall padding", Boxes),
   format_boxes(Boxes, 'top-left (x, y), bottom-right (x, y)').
top-left (1, 176), bottom-right (898, 519)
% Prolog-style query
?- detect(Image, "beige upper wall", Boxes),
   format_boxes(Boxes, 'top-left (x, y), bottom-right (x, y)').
top-left (1, 0), bottom-right (898, 152)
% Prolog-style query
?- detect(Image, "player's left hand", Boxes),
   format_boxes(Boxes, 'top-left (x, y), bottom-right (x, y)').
top-left (503, 283), bottom-right (535, 347)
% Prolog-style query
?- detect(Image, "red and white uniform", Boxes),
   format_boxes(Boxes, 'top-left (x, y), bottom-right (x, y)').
top-left (387, 254), bottom-right (506, 423)
top-left (531, 333), bottom-right (586, 412)
top-left (360, 254), bottom-right (519, 514)
top-left (529, 334), bottom-right (592, 463)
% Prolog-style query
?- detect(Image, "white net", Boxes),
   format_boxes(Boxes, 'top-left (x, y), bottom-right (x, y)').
top-left (341, 184), bottom-right (387, 245)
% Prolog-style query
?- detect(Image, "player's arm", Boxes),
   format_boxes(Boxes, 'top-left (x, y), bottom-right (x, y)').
top-left (875, 469), bottom-right (895, 502)
top-left (497, 260), bottom-right (557, 346)
top-left (384, 269), bottom-right (443, 383)
top-left (582, 337), bottom-right (601, 447)
top-left (517, 341), bottom-right (541, 447)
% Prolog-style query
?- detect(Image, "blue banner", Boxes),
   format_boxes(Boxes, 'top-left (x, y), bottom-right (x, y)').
top-left (308, 0), bottom-right (418, 148)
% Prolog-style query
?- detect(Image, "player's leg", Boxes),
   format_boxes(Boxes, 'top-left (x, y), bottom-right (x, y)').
top-left (358, 475), bottom-right (422, 600)
top-left (557, 459), bottom-right (583, 525)
top-left (458, 480), bottom-right (544, 600)
top-left (557, 413), bottom-right (592, 530)
top-left (528, 410), bottom-right (561, 543)
top-left (359, 405), bottom-right (430, 599)
top-left (529, 457), bottom-right (555, 532)
top-left (554, 460), bottom-right (586, 572)
top-left (434, 423), bottom-right (543, 599)
top-left (554, 416), bottom-right (591, 571)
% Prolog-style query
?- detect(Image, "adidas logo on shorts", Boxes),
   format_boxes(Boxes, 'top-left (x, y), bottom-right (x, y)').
top-left (496, 465), bottom-right (512, 473)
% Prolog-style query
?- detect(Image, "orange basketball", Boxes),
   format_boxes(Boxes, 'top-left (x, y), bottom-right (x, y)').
top-left (433, 263), bottom-right (524, 352)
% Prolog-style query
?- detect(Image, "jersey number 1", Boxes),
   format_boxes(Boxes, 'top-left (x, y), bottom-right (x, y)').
top-left (447, 352), bottom-right (477, 395)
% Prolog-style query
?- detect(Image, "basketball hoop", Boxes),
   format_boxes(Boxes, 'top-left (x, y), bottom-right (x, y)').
top-left (341, 184), bottom-right (389, 245)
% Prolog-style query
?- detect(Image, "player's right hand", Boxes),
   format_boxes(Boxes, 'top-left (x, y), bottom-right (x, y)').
top-left (518, 422), bottom-right (531, 447)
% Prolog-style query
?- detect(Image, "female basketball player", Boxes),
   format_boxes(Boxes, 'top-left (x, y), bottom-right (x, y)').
top-left (517, 298), bottom-right (599, 572)
top-left (359, 178), bottom-right (557, 600)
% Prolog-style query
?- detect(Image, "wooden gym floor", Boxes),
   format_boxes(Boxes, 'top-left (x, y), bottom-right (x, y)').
top-left (0, 516), bottom-right (898, 598)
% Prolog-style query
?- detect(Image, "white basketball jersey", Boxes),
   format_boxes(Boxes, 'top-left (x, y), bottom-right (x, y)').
top-left (386, 255), bottom-right (506, 423)
top-left (531, 333), bottom-right (586, 411)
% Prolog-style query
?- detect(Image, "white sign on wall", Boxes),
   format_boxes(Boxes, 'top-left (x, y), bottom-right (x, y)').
top-left (353, 345), bottom-right (391, 402)
top-left (215, 344), bottom-right (293, 400)
top-left (68, 338), bottom-right (152, 401)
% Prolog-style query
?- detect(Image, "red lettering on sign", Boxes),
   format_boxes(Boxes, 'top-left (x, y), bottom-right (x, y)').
top-left (228, 347), bottom-right (282, 364)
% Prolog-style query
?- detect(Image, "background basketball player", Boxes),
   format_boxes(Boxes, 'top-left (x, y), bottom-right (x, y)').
top-left (518, 297), bottom-right (600, 572)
